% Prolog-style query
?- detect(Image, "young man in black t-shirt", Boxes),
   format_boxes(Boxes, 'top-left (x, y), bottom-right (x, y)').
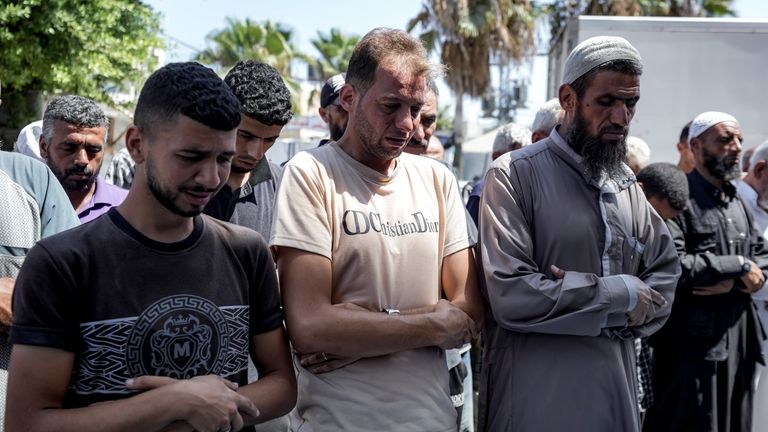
top-left (7, 62), bottom-right (296, 432)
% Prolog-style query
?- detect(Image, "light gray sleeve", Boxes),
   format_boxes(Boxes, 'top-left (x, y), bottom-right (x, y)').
top-left (627, 185), bottom-right (681, 338)
top-left (39, 167), bottom-right (79, 238)
top-left (478, 166), bottom-right (632, 337)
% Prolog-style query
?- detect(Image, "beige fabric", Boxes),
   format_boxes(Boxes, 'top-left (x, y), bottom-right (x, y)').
top-left (271, 142), bottom-right (473, 432)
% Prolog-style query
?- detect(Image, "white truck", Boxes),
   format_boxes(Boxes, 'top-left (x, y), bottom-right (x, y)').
top-left (548, 16), bottom-right (768, 164)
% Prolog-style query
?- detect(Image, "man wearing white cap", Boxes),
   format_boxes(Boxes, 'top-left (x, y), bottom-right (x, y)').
top-left (477, 35), bottom-right (680, 431)
top-left (645, 112), bottom-right (768, 432)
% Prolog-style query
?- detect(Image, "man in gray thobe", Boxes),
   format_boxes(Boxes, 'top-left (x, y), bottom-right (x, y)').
top-left (477, 36), bottom-right (681, 431)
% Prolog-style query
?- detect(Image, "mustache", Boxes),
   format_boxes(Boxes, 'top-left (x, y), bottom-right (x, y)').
top-left (181, 186), bottom-right (219, 194)
top-left (600, 125), bottom-right (629, 136)
top-left (65, 165), bottom-right (95, 176)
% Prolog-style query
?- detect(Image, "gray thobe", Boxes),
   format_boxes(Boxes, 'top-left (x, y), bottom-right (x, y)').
top-left (477, 130), bottom-right (681, 432)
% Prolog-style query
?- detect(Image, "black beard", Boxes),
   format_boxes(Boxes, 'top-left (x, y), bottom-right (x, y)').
top-left (567, 110), bottom-right (628, 180)
top-left (703, 152), bottom-right (741, 181)
top-left (330, 123), bottom-right (345, 141)
top-left (146, 156), bottom-right (215, 217)
top-left (50, 162), bottom-right (98, 192)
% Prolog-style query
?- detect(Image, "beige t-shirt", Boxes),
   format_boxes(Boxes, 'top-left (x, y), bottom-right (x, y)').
top-left (271, 142), bottom-right (473, 432)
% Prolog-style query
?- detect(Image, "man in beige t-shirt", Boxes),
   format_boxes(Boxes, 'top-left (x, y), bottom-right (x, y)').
top-left (270, 28), bottom-right (483, 432)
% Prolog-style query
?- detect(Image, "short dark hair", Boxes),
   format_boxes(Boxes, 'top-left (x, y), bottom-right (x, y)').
top-left (570, 59), bottom-right (643, 99)
top-left (679, 121), bottom-right (692, 143)
top-left (224, 60), bottom-right (293, 126)
top-left (135, 62), bottom-right (241, 135)
top-left (637, 162), bottom-right (689, 211)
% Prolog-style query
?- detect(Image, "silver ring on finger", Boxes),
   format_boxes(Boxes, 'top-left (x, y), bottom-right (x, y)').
top-left (321, 352), bottom-right (328, 361)
top-left (219, 425), bottom-right (231, 432)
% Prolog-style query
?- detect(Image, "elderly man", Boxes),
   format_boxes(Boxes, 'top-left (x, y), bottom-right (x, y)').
top-left (735, 140), bottom-right (768, 431)
top-left (531, 98), bottom-right (564, 143)
top-left (0, 151), bottom-right (79, 429)
top-left (626, 135), bottom-right (651, 173)
top-left (7, 62), bottom-right (296, 432)
top-left (271, 28), bottom-right (482, 431)
top-left (477, 36), bottom-right (680, 431)
top-left (645, 112), bottom-right (768, 432)
top-left (466, 123), bottom-right (531, 227)
top-left (40, 95), bottom-right (127, 222)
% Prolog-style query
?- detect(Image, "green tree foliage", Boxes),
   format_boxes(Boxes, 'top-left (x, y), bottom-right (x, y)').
top-left (196, 18), bottom-right (307, 112)
top-left (309, 28), bottom-right (360, 80)
top-left (0, 0), bottom-right (162, 127)
top-left (196, 18), bottom-right (300, 78)
top-left (409, 0), bottom-right (536, 177)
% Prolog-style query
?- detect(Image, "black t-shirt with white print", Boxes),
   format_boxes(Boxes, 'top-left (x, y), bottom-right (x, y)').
top-left (11, 208), bottom-right (282, 411)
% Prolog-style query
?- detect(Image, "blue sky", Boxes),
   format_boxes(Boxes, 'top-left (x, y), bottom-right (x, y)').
top-left (147, 0), bottom-right (768, 63)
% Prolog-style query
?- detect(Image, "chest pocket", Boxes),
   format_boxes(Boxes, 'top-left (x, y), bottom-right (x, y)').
top-left (686, 218), bottom-right (719, 254)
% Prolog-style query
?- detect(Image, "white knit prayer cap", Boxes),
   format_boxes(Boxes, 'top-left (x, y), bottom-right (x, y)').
top-left (14, 120), bottom-right (44, 161)
top-left (563, 36), bottom-right (642, 85)
top-left (688, 111), bottom-right (739, 141)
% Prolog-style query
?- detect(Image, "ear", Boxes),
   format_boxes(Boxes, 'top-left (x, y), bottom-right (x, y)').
top-left (754, 160), bottom-right (766, 178)
top-left (688, 136), bottom-right (701, 154)
top-left (339, 84), bottom-right (357, 113)
top-left (39, 135), bottom-right (49, 159)
top-left (558, 84), bottom-right (577, 113)
top-left (531, 131), bottom-right (545, 143)
top-left (318, 106), bottom-right (329, 123)
top-left (124, 125), bottom-right (146, 164)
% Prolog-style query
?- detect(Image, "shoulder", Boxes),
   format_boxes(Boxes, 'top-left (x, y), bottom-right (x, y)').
top-left (0, 151), bottom-right (55, 189)
top-left (488, 139), bottom-right (554, 182)
top-left (97, 177), bottom-right (129, 198)
top-left (202, 215), bottom-right (270, 252)
top-left (35, 213), bottom-right (113, 254)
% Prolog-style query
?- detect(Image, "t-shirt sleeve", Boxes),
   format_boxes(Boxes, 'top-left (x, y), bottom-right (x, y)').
top-left (442, 168), bottom-right (475, 257)
top-left (249, 238), bottom-right (284, 335)
top-left (269, 159), bottom-right (332, 259)
top-left (10, 242), bottom-right (81, 351)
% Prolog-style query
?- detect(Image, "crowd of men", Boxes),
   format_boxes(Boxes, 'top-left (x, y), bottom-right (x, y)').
top-left (0, 27), bottom-right (767, 432)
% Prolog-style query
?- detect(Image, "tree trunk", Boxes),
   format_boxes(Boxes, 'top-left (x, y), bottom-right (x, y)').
top-left (453, 89), bottom-right (464, 180)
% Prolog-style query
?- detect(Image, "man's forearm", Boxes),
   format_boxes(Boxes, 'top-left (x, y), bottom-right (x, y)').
top-left (238, 372), bottom-right (296, 424)
top-left (9, 385), bottom-right (183, 432)
top-left (289, 306), bottom-right (456, 358)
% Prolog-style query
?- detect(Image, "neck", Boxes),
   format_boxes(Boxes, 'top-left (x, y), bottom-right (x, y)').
top-left (115, 181), bottom-right (195, 244)
top-left (695, 166), bottom-right (726, 190)
top-left (227, 170), bottom-right (250, 190)
top-left (677, 158), bottom-right (695, 174)
top-left (68, 182), bottom-right (97, 213)
top-left (337, 135), bottom-right (397, 176)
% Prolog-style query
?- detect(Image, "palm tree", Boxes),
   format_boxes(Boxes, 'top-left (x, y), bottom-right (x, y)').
top-left (196, 18), bottom-right (306, 111)
top-left (409, 0), bottom-right (537, 177)
top-left (310, 28), bottom-right (360, 80)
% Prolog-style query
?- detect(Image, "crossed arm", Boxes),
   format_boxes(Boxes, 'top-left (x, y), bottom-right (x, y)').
top-left (276, 245), bottom-right (483, 361)
top-left (5, 326), bottom-right (296, 432)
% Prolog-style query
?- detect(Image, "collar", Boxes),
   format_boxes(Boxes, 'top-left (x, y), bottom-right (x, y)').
top-left (91, 175), bottom-right (128, 206)
top-left (690, 168), bottom-right (737, 204)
